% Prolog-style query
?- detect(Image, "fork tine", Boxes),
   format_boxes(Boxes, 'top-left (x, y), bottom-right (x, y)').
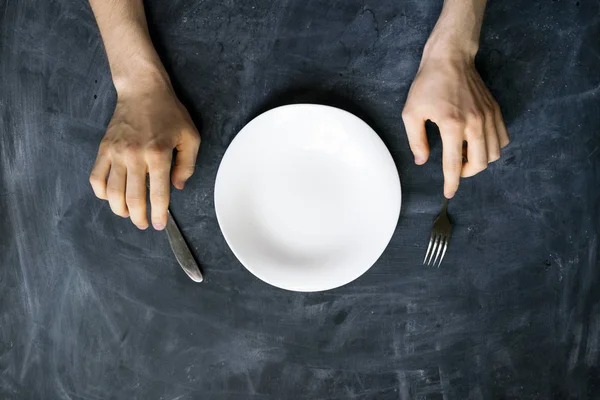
top-left (437, 238), bottom-right (449, 268)
top-left (423, 232), bottom-right (435, 265)
top-left (427, 235), bottom-right (441, 266)
top-left (432, 235), bottom-right (445, 267)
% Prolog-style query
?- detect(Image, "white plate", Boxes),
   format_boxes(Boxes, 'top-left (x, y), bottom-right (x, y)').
top-left (215, 104), bottom-right (401, 292)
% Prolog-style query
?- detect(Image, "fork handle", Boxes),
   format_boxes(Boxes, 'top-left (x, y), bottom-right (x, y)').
top-left (441, 198), bottom-right (449, 213)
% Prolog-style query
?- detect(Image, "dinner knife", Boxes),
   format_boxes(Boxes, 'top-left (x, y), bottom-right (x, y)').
top-left (165, 209), bottom-right (204, 283)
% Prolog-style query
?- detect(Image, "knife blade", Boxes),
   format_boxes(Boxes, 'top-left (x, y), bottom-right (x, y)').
top-left (165, 210), bottom-right (204, 283)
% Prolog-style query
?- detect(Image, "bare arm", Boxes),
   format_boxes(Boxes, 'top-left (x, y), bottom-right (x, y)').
top-left (88, 0), bottom-right (200, 230)
top-left (402, 0), bottom-right (509, 198)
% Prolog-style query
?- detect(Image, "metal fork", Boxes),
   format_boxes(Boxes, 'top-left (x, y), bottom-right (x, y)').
top-left (423, 198), bottom-right (452, 268)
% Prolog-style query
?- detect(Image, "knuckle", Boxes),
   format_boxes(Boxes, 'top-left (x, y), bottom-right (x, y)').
top-left (97, 147), bottom-right (108, 159)
top-left (146, 144), bottom-right (171, 163)
top-left (106, 185), bottom-right (123, 198)
top-left (474, 161), bottom-right (488, 172)
top-left (401, 108), bottom-right (414, 121)
top-left (147, 141), bottom-right (170, 154)
top-left (98, 139), bottom-right (111, 153)
top-left (126, 195), bottom-right (145, 207)
top-left (123, 143), bottom-right (142, 158)
top-left (110, 141), bottom-right (135, 158)
top-left (440, 114), bottom-right (464, 131)
top-left (108, 202), bottom-right (127, 216)
top-left (90, 186), bottom-right (105, 199)
top-left (189, 131), bottom-right (201, 146)
top-left (89, 174), bottom-right (104, 186)
top-left (89, 182), bottom-right (106, 199)
top-left (488, 150), bottom-right (501, 163)
top-left (468, 109), bottom-right (484, 124)
top-left (106, 139), bottom-right (122, 153)
top-left (179, 166), bottom-right (195, 179)
top-left (131, 216), bottom-right (146, 225)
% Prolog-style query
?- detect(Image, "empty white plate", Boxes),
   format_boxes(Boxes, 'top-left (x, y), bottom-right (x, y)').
top-left (215, 104), bottom-right (401, 292)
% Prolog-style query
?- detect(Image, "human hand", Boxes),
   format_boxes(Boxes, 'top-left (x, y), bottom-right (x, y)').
top-left (89, 75), bottom-right (200, 230)
top-left (402, 46), bottom-right (510, 199)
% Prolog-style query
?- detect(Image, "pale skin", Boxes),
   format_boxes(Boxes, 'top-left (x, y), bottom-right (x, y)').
top-left (402, 0), bottom-right (510, 198)
top-left (88, 0), bottom-right (200, 230)
top-left (89, 0), bottom-right (507, 229)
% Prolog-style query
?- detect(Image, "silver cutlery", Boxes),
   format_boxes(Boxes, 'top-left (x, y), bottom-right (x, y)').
top-left (147, 178), bottom-right (203, 282)
top-left (423, 198), bottom-right (452, 268)
top-left (165, 209), bottom-right (204, 282)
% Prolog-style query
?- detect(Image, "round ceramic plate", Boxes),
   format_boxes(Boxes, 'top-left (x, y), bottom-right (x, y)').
top-left (215, 104), bottom-right (401, 292)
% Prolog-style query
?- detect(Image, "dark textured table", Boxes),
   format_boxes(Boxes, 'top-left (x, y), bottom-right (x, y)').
top-left (2, 1), bottom-right (599, 399)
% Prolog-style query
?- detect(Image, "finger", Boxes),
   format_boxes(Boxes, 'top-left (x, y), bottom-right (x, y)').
top-left (484, 111), bottom-right (501, 163)
top-left (89, 153), bottom-right (111, 200)
top-left (148, 152), bottom-right (172, 230)
top-left (401, 110), bottom-right (430, 165)
top-left (172, 129), bottom-right (201, 190)
top-left (475, 80), bottom-right (508, 155)
top-left (462, 119), bottom-right (488, 178)
top-left (106, 163), bottom-right (129, 218)
top-left (439, 122), bottom-right (464, 198)
top-left (495, 106), bottom-right (510, 147)
top-left (126, 164), bottom-right (148, 230)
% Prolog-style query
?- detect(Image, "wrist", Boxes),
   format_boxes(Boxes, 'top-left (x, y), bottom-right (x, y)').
top-left (422, 32), bottom-right (478, 64)
top-left (112, 58), bottom-right (173, 98)
top-left (422, 0), bottom-right (486, 62)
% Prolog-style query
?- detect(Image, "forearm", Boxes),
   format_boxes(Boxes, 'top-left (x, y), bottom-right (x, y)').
top-left (423, 0), bottom-right (487, 61)
top-left (89, 0), bottom-right (169, 95)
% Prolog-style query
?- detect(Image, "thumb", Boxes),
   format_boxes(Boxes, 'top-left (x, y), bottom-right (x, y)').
top-left (401, 110), bottom-right (430, 165)
top-left (171, 129), bottom-right (201, 190)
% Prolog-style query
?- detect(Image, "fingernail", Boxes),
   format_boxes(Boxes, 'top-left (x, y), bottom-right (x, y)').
top-left (445, 192), bottom-right (455, 199)
top-left (138, 225), bottom-right (149, 230)
top-left (153, 223), bottom-right (165, 231)
top-left (415, 156), bottom-right (425, 165)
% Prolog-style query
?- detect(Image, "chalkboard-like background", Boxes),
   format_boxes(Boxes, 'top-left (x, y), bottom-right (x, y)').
top-left (1, 1), bottom-right (599, 399)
